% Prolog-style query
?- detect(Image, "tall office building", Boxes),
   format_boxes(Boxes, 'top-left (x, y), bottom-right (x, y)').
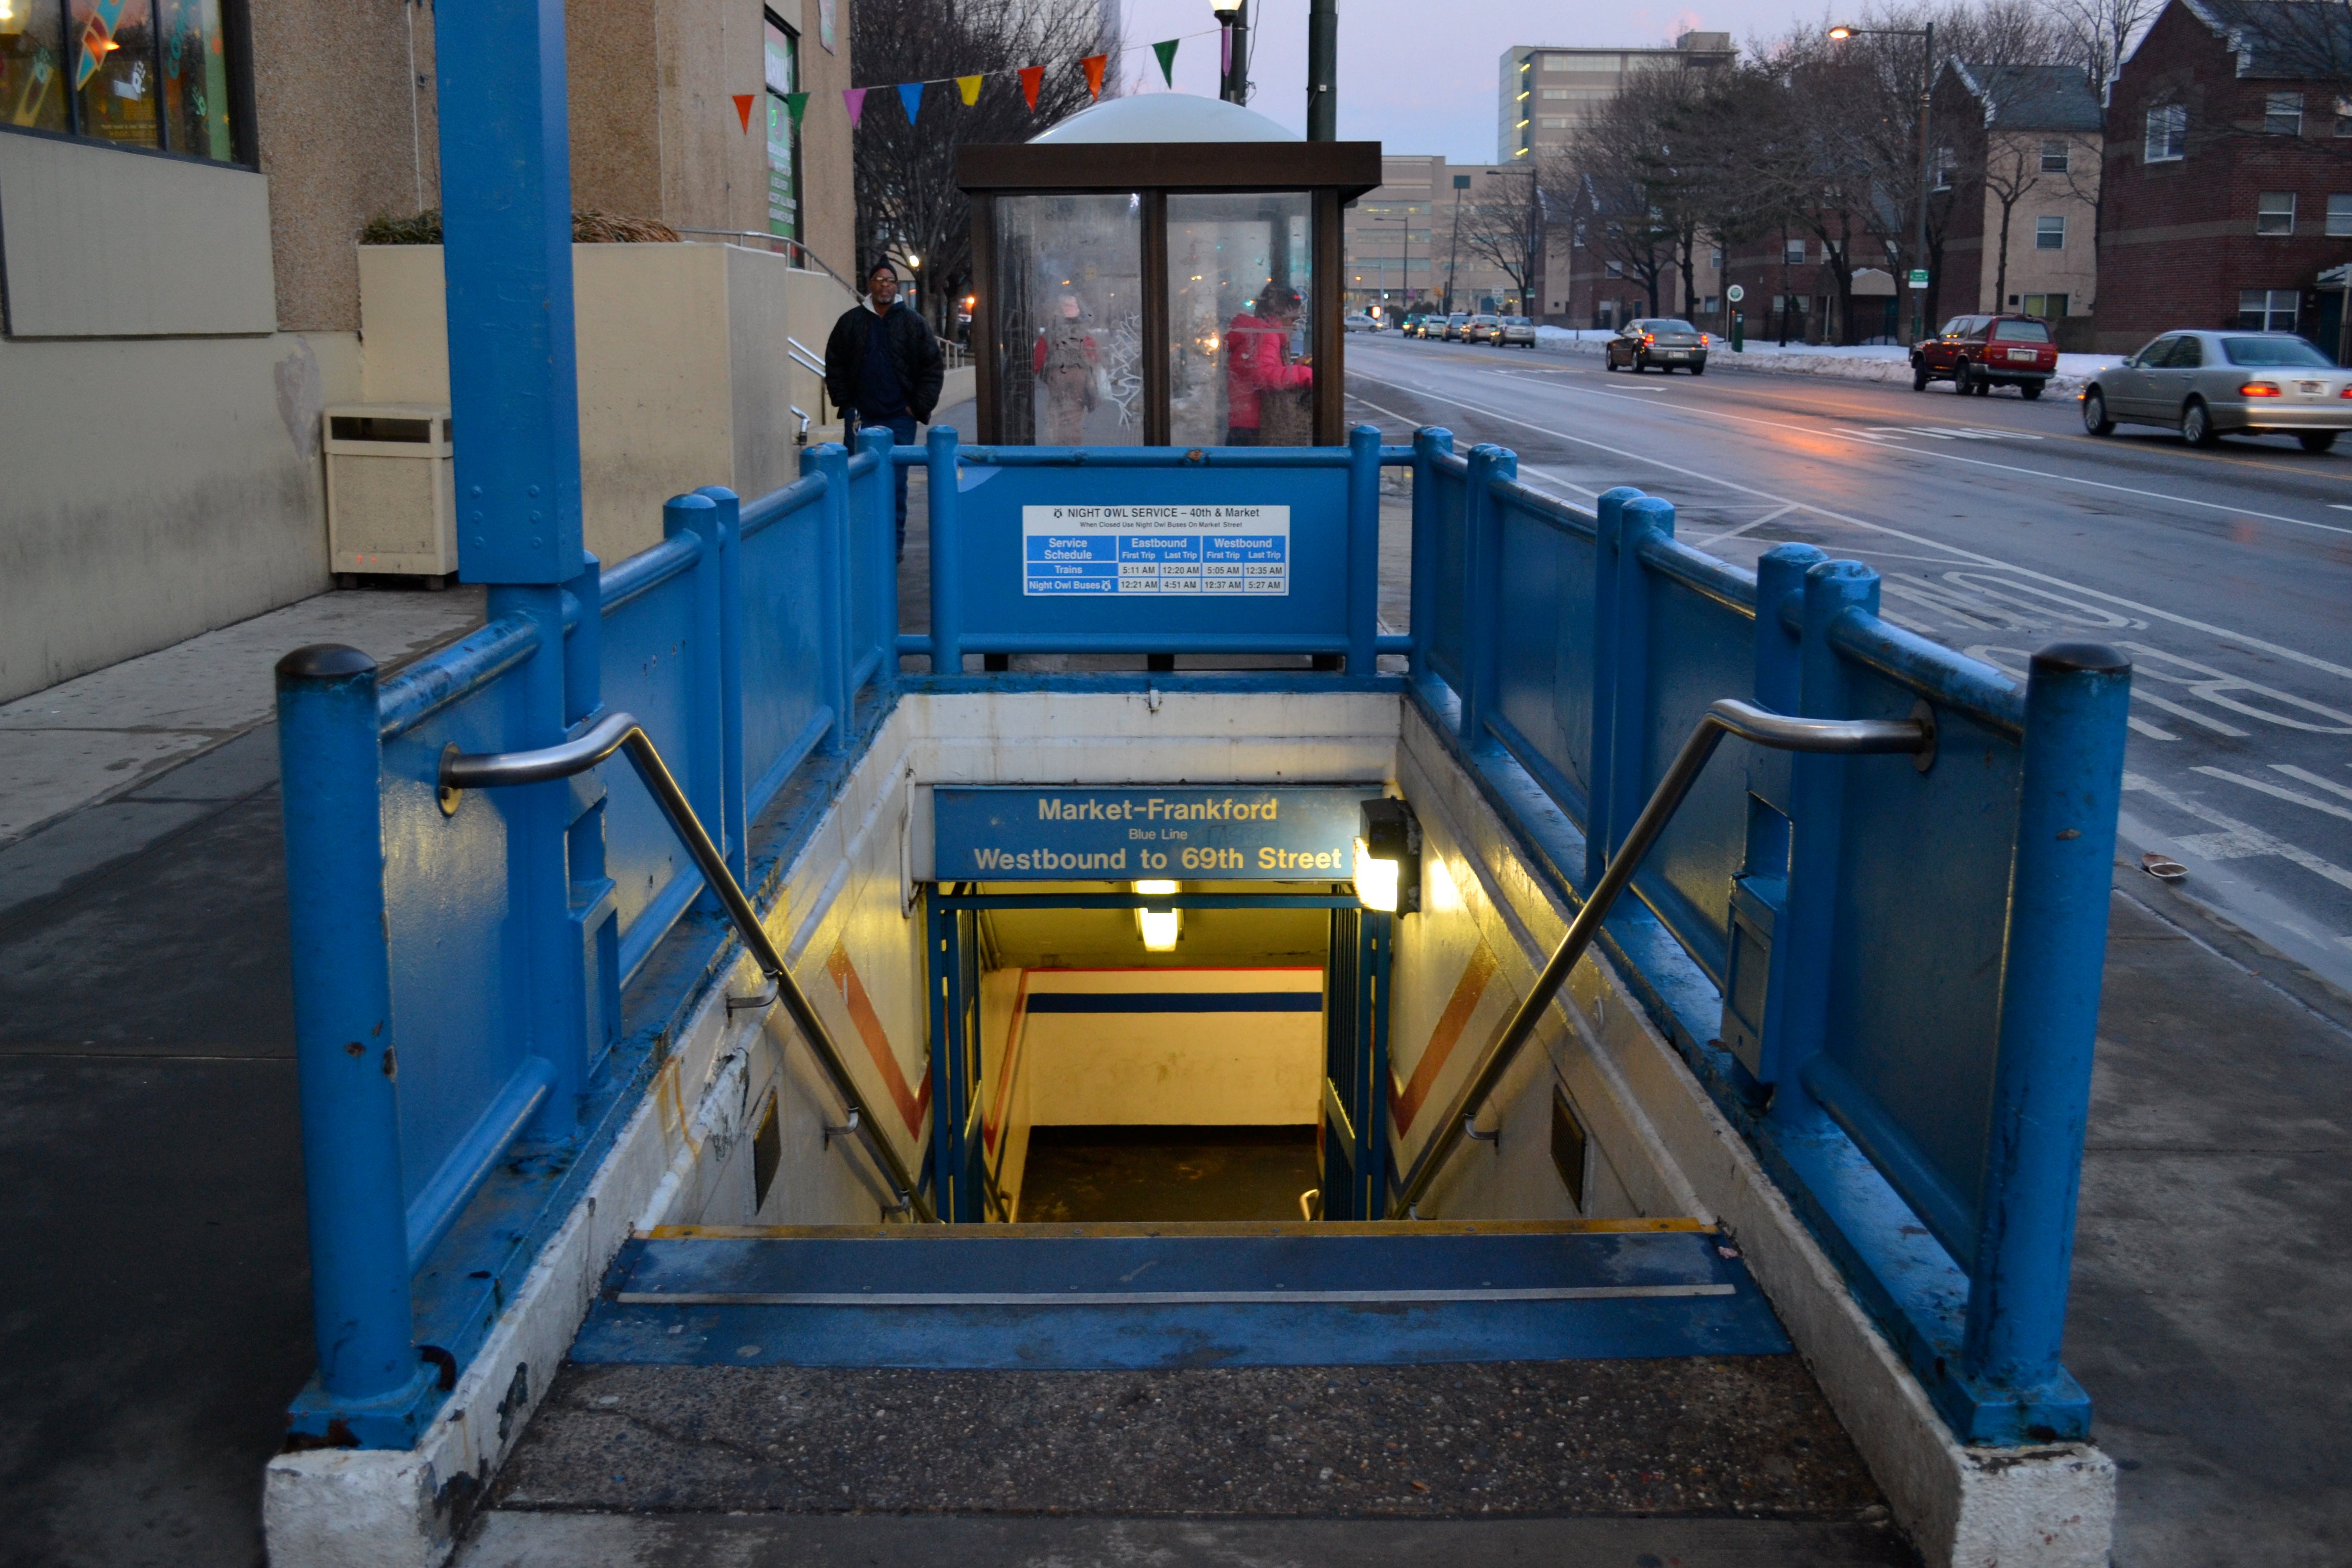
top-left (1497, 33), bottom-right (1735, 163)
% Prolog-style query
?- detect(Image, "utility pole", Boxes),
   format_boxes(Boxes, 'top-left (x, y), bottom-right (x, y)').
top-left (1307, 0), bottom-right (1336, 140)
top-left (1443, 173), bottom-right (1469, 314)
top-left (1214, 2), bottom-right (1250, 104)
top-left (1831, 20), bottom-right (1934, 345)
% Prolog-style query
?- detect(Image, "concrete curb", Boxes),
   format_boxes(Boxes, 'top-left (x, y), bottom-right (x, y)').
top-left (1532, 332), bottom-right (2093, 397)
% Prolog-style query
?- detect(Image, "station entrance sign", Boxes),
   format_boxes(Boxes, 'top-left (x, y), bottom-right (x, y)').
top-left (933, 785), bottom-right (1378, 878)
top-left (1022, 505), bottom-right (1289, 596)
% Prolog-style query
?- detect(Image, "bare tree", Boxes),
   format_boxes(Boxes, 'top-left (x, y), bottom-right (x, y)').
top-left (1456, 170), bottom-right (1543, 309)
top-left (2042, 0), bottom-right (2163, 88)
top-left (852, 0), bottom-right (1124, 331)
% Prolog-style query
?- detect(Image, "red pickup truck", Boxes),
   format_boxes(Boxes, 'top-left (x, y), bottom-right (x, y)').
top-left (1911, 314), bottom-right (2059, 399)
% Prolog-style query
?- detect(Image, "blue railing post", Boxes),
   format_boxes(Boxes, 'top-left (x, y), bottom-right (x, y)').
top-left (1583, 486), bottom-right (1646, 891)
top-left (1408, 427), bottom-right (1452, 683)
top-left (806, 442), bottom-right (854, 751)
top-left (856, 425), bottom-right (896, 693)
top-left (274, 646), bottom-right (426, 1409)
top-left (695, 487), bottom-right (749, 886)
top-left (1963, 643), bottom-right (2132, 1399)
top-left (1458, 444), bottom-right (1510, 744)
top-left (926, 425), bottom-right (963, 675)
top-left (1596, 496), bottom-right (1676, 890)
top-left (559, 554), bottom-right (622, 1070)
top-left (1751, 544), bottom-right (1822, 716)
top-left (1345, 424), bottom-right (1382, 675)
top-left (1774, 559), bottom-right (1880, 1087)
top-left (666, 495), bottom-right (730, 902)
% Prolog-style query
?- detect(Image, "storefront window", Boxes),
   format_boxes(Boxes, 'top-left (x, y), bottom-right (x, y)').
top-left (762, 12), bottom-right (798, 245)
top-left (1166, 192), bottom-right (1314, 447)
top-left (2, 0), bottom-right (241, 158)
top-left (994, 192), bottom-right (1145, 445)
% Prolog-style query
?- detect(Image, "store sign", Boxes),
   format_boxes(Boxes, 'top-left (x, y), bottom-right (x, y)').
top-left (933, 786), bottom-right (1378, 879)
top-left (1021, 505), bottom-right (1289, 597)
top-left (1907, 269), bottom-right (1930, 288)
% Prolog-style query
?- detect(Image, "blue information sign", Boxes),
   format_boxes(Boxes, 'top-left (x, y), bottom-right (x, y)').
top-left (932, 786), bottom-right (1378, 880)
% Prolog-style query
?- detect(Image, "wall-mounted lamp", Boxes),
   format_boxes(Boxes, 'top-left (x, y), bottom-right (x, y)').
top-left (1353, 798), bottom-right (1422, 915)
top-left (1136, 879), bottom-right (1181, 950)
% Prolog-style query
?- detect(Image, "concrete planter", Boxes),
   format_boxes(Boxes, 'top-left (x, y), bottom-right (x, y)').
top-left (358, 242), bottom-right (852, 566)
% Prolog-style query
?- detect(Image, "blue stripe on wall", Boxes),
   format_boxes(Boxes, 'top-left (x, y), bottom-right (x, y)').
top-left (1027, 992), bottom-right (1324, 1014)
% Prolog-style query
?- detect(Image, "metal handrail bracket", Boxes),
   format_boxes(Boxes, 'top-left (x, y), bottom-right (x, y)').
top-left (439, 712), bottom-right (939, 1222)
top-left (1389, 697), bottom-right (1934, 1219)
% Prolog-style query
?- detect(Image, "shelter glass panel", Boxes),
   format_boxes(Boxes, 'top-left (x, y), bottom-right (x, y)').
top-left (1167, 191), bottom-right (1316, 448)
top-left (992, 192), bottom-right (1144, 445)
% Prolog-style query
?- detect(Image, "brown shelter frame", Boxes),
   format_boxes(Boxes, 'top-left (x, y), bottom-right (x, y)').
top-left (957, 141), bottom-right (1381, 447)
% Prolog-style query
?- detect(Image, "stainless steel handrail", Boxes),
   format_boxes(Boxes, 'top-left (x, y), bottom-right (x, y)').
top-left (1388, 697), bottom-right (1935, 1220)
top-left (439, 711), bottom-right (939, 1223)
top-left (672, 227), bottom-right (856, 292)
top-left (785, 337), bottom-right (828, 379)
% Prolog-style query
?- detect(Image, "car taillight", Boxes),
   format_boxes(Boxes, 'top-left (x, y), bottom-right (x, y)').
top-left (1640, 333), bottom-right (1653, 345)
top-left (2240, 382), bottom-right (2282, 397)
top-left (1700, 333), bottom-right (1710, 347)
top-left (2340, 385), bottom-right (2352, 399)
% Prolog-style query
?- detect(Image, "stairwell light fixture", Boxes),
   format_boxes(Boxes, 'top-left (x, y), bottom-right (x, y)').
top-left (1353, 797), bottom-right (1422, 915)
top-left (1136, 880), bottom-right (1181, 950)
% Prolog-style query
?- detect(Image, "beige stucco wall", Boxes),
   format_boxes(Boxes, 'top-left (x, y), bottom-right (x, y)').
top-left (1973, 131), bottom-right (2102, 316)
top-left (360, 242), bottom-right (849, 565)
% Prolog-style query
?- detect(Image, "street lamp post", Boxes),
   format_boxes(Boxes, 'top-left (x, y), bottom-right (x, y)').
top-left (1212, 1), bottom-right (1248, 105)
top-left (1830, 20), bottom-right (1933, 346)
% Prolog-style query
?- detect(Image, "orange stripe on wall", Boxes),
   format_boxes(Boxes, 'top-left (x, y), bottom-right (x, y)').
top-left (826, 940), bottom-right (929, 1136)
top-left (983, 968), bottom-right (1033, 1156)
top-left (1389, 940), bottom-right (1500, 1134)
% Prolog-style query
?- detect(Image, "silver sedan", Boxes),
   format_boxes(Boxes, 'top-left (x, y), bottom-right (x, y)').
top-left (2081, 330), bottom-right (2352, 452)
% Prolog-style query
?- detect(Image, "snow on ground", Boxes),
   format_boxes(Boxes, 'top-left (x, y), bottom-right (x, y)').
top-left (1525, 324), bottom-right (2120, 391)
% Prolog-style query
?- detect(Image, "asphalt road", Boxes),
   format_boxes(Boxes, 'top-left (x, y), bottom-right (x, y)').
top-left (1345, 333), bottom-right (2352, 999)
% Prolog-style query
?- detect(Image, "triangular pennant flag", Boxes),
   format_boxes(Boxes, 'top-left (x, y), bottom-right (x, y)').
top-left (1152, 39), bottom-right (1179, 88)
top-left (843, 87), bottom-right (868, 127)
top-left (731, 93), bottom-right (756, 132)
top-left (957, 74), bottom-right (984, 106)
top-left (1018, 63), bottom-right (1043, 109)
top-left (784, 90), bottom-right (808, 126)
top-left (1081, 53), bottom-right (1108, 100)
top-left (897, 81), bottom-right (924, 124)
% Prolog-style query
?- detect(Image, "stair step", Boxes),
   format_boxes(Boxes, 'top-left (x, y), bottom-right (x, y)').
top-left (572, 1219), bottom-right (1789, 1369)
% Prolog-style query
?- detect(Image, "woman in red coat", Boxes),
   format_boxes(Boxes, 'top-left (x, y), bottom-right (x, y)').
top-left (1223, 283), bottom-right (1312, 446)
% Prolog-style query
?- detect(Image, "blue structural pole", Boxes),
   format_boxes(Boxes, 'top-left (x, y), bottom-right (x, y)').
top-left (696, 487), bottom-right (749, 886)
top-left (856, 426), bottom-right (897, 691)
top-left (434, 0), bottom-right (584, 589)
top-left (1964, 642), bottom-right (2132, 1402)
top-left (1582, 486), bottom-right (1646, 892)
top-left (666, 495), bottom-right (729, 897)
top-left (1345, 424), bottom-right (1381, 675)
top-left (806, 443), bottom-right (853, 749)
top-left (1408, 427), bottom-right (1451, 685)
top-left (1458, 444), bottom-right (1510, 745)
top-left (926, 426), bottom-right (963, 674)
top-left (274, 646), bottom-right (426, 1409)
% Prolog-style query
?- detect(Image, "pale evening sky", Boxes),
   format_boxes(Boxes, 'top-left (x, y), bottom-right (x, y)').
top-left (1107, 0), bottom-right (1830, 164)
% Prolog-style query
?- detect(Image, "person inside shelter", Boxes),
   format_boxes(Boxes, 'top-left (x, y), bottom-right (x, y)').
top-left (1222, 282), bottom-right (1312, 446)
top-left (1032, 292), bottom-right (1100, 445)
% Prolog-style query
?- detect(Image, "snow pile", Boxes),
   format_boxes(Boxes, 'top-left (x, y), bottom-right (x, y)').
top-left (1529, 324), bottom-right (2120, 394)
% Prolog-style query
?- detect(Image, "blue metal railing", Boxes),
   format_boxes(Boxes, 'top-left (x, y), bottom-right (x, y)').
top-left (273, 422), bottom-right (2126, 1455)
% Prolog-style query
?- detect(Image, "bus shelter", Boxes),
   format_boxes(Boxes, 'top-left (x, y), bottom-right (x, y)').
top-left (956, 96), bottom-right (1380, 448)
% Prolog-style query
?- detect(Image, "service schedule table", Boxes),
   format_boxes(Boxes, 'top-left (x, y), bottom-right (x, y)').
top-left (1022, 505), bottom-right (1290, 596)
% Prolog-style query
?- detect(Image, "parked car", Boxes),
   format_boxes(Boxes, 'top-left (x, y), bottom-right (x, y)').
top-left (1440, 312), bottom-right (1472, 341)
top-left (1465, 313), bottom-right (1501, 344)
top-left (2080, 330), bottom-right (2352, 451)
top-left (1344, 311), bottom-right (1379, 333)
top-left (1912, 314), bottom-right (2056, 397)
top-left (1604, 318), bottom-right (1709, 373)
top-left (1494, 314), bottom-right (1537, 349)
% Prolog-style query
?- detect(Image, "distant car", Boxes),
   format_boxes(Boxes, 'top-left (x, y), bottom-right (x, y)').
top-left (1344, 311), bottom-right (1378, 333)
top-left (1495, 314), bottom-right (1537, 349)
top-left (2080, 330), bottom-right (2352, 451)
top-left (1441, 312), bottom-right (1473, 341)
top-left (1913, 314), bottom-right (2056, 397)
top-left (1399, 314), bottom-right (1429, 338)
top-left (1466, 313), bottom-right (1501, 344)
top-left (1604, 318), bottom-right (1708, 373)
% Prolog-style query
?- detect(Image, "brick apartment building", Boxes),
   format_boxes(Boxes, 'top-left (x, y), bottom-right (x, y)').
top-left (1934, 63), bottom-right (2104, 343)
top-left (2098, 0), bottom-right (2352, 353)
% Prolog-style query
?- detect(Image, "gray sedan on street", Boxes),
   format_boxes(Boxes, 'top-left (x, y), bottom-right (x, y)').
top-left (2081, 330), bottom-right (2352, 451)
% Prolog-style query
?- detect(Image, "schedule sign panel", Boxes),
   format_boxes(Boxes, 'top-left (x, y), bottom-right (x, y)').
top-left (933, 785), bottom-right (1376, 880)
top-left (1021, 505), bottom-right (1289, 597)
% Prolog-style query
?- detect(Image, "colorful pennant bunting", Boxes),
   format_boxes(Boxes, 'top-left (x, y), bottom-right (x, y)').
top-left (843, 86), bottom-right (868, 127)
top-left (1152, 39), bottom-right (1179, 88)
top-left (957, 74), bottom-right (984, 106)
top-left (1019, 64), bottom-right (1044, 110)
top-left (731, 93), bottom-right (756, 132)
top-left (784, 90), bottom-right (808, 126)
top-left (1081, 54), bottom-right (1108, 101)
top-left (897, 81), bottom-right (924, 124)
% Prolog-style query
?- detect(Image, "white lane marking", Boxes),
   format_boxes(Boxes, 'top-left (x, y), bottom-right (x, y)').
top-left (2118, 641), bottom-right (2352, 732)
top-left (1865, 426), bottom-right (2047, 442)
top-left (2274, 764), bottom-right (2352, 804)
top-left (2125, 772), bottom-right (2352, 893)
top-left (2334, 504), bottom-right (2352, 512)
top-left (2127, 714), bottom-right (2180, 741)
top-left (1692, 503), bottom-right (1797, 545)
top-left (2131, 689), bottom-right (2252, 737)
top-left (1347, 370), bottom-right (2352, 684)
top-left (2194, 766), bottom-right (2352, 827)
top-left (1423, 362), bottom-right (2352, 540)
top-left (1522, 467), bottom-right (1602, 499)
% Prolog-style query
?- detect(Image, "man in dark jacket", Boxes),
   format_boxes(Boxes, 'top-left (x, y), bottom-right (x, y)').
top-left (823, 260), bottom-right (944, 559)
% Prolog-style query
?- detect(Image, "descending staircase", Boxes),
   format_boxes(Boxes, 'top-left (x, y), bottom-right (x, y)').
top-left (571, 1218), bottom-right (1789, 1370)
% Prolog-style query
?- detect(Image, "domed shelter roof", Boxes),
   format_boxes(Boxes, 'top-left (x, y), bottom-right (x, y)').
top-left (1029, 93), bottom-right (1300, 144)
